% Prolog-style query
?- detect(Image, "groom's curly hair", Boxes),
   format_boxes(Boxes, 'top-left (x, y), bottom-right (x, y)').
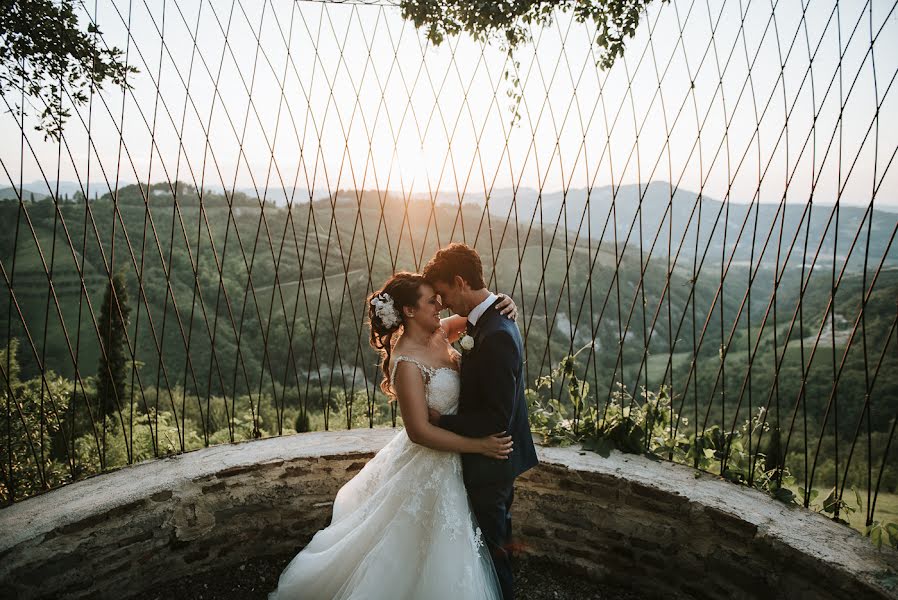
top-left (422, 243), bottom-right (486, 289)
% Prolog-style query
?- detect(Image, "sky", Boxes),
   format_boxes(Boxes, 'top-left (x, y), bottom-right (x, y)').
top-left (2, 0), bottom-right (897, 207)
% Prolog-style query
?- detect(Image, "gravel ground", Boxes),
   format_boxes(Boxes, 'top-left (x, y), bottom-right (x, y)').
top-left (128, 554), bottom-right (651, 600)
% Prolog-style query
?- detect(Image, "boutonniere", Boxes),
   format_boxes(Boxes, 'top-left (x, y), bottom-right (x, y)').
top-left (459, 325), bottom-right (475, 353)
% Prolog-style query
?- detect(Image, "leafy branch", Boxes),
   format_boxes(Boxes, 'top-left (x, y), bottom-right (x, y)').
top-left (0, 0), bottom-right (139, 140)
top-left (399, 0), bottom-right (665, 124)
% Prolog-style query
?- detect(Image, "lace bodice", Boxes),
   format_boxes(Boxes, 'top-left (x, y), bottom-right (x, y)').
top-left (390, 353), bottom-right (461, 415)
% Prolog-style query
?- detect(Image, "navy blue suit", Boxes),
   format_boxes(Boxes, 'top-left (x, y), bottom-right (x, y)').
top-left (438, 298), bottom-right (538, 600)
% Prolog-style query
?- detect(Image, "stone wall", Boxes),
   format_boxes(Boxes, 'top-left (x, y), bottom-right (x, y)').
top-left (1, 430), bottom-right (896, 599)
top-left (515, 447), bottom-right (898, 599)
top-left (0, 430), bottom-right (395, 599)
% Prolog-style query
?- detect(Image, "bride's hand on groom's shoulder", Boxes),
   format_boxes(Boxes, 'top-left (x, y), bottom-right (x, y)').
top-left (496, 293), bottom-right (517, 321)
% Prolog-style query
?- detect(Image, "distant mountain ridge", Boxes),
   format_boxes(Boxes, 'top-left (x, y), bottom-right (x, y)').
top-left (17, 181), bottom-right (327, 206)
top-left (11, 179), bottom-right (897, 271)
top-left (441, 182), bottom-right (898, 270)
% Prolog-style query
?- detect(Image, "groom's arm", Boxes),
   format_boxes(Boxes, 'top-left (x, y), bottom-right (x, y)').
top-left (438, 330), bottom-right (518, 438)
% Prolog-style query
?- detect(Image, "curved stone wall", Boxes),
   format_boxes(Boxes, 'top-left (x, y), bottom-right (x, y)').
top-left (1, 429), bottom-right (896, 599)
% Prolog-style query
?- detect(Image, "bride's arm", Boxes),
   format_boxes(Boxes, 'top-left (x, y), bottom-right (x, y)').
top-left (439, 293), bottom-right (519, 343)
top-left (393, 361), bottom-right (512, 459)
top-left (439, 314), bottom-right (468, 344)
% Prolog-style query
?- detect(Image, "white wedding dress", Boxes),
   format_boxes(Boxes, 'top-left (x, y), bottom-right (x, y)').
top-left (268, 354), bottom-right (502, 600)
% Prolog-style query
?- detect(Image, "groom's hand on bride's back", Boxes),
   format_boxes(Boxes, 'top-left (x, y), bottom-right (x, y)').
top-left (428, 407), bottom-right (441, 425)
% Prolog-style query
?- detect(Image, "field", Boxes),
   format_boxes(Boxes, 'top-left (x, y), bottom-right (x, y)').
top-left (846, 491), bottom-right (898, 533)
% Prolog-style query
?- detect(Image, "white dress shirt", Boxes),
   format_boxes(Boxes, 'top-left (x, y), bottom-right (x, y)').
top-left (467, 292), bottom-right (498, 328)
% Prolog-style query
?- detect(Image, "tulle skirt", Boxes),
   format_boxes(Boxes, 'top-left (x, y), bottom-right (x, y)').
top-left (268, 429), bottom-right (502, 600)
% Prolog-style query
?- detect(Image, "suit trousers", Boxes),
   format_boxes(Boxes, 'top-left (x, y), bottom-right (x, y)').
top-left (467, 477), bottom-right (516, 600)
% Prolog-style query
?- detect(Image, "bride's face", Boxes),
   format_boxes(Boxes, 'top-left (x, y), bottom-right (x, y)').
top-left (405, 284), bottom-right (443, 332)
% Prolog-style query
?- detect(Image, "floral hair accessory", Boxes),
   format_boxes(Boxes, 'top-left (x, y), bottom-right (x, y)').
top-left (370, 292), bottom-right (401, 329)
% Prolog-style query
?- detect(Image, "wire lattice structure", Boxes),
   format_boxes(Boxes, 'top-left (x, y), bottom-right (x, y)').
top-left (1, 0), bottom-right (897, 530)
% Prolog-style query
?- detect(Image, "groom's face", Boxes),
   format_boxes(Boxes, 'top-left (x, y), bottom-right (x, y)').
top-left (430, 278), bottom-right (465, 316)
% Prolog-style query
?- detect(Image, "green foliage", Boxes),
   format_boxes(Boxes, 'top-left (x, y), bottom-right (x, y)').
top-left (295, 410), bottom-right (311, 433)
top-left (74, 407), bottom-right (205, 475)
top-left (814, 485), bottom-right (862, 527)
top-left (527, 356), bottom-right (797, 496)
top-left (96, 272), bottom-right (131, 417)
top-left (1, 339), bottom-right (73, 503)
top-left (399, 0), bottom-right (663, 122)
top-left (400, 0), bottom-right (660, 66)
top-left (865, 521), bottom-right (898, 551)
top-left (0, 0), bottom-right (138, 139)
top-left (527, 349), bottom-right (898, 548)
top-left (529, 345), bottom-right (791, 500)
top-left (330, 389), bottom-right (390, 430)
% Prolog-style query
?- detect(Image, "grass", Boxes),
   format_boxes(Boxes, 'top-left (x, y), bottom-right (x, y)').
top-left (850, 491), bottom-right (898, 532)
top-left (782, 483), bottom-right (898, 536)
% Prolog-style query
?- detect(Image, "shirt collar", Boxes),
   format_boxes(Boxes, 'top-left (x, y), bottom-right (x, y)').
top-left (467, 292), bottom-right (497, 328)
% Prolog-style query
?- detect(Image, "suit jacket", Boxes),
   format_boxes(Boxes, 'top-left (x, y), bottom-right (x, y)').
top-left (439, 298), bottom-right (539, 487)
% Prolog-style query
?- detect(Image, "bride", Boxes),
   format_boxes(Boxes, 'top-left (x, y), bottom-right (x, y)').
top-left (268, 272), bottom-right (518, 600)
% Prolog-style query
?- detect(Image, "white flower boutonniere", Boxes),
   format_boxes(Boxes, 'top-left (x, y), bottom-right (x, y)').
top-left (459, 334), bottom-right (475, 352)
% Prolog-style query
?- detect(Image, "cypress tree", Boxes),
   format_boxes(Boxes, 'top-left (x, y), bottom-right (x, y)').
top-left (96, 272), bottom-right (131, 417)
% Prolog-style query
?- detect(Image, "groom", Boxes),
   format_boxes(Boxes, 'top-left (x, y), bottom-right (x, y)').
top-left (423, 243), bottom-right (539, 600)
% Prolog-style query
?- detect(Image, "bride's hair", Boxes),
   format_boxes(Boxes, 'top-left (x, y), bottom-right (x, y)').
top-left (367, 272), bottom-right (426, 399)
